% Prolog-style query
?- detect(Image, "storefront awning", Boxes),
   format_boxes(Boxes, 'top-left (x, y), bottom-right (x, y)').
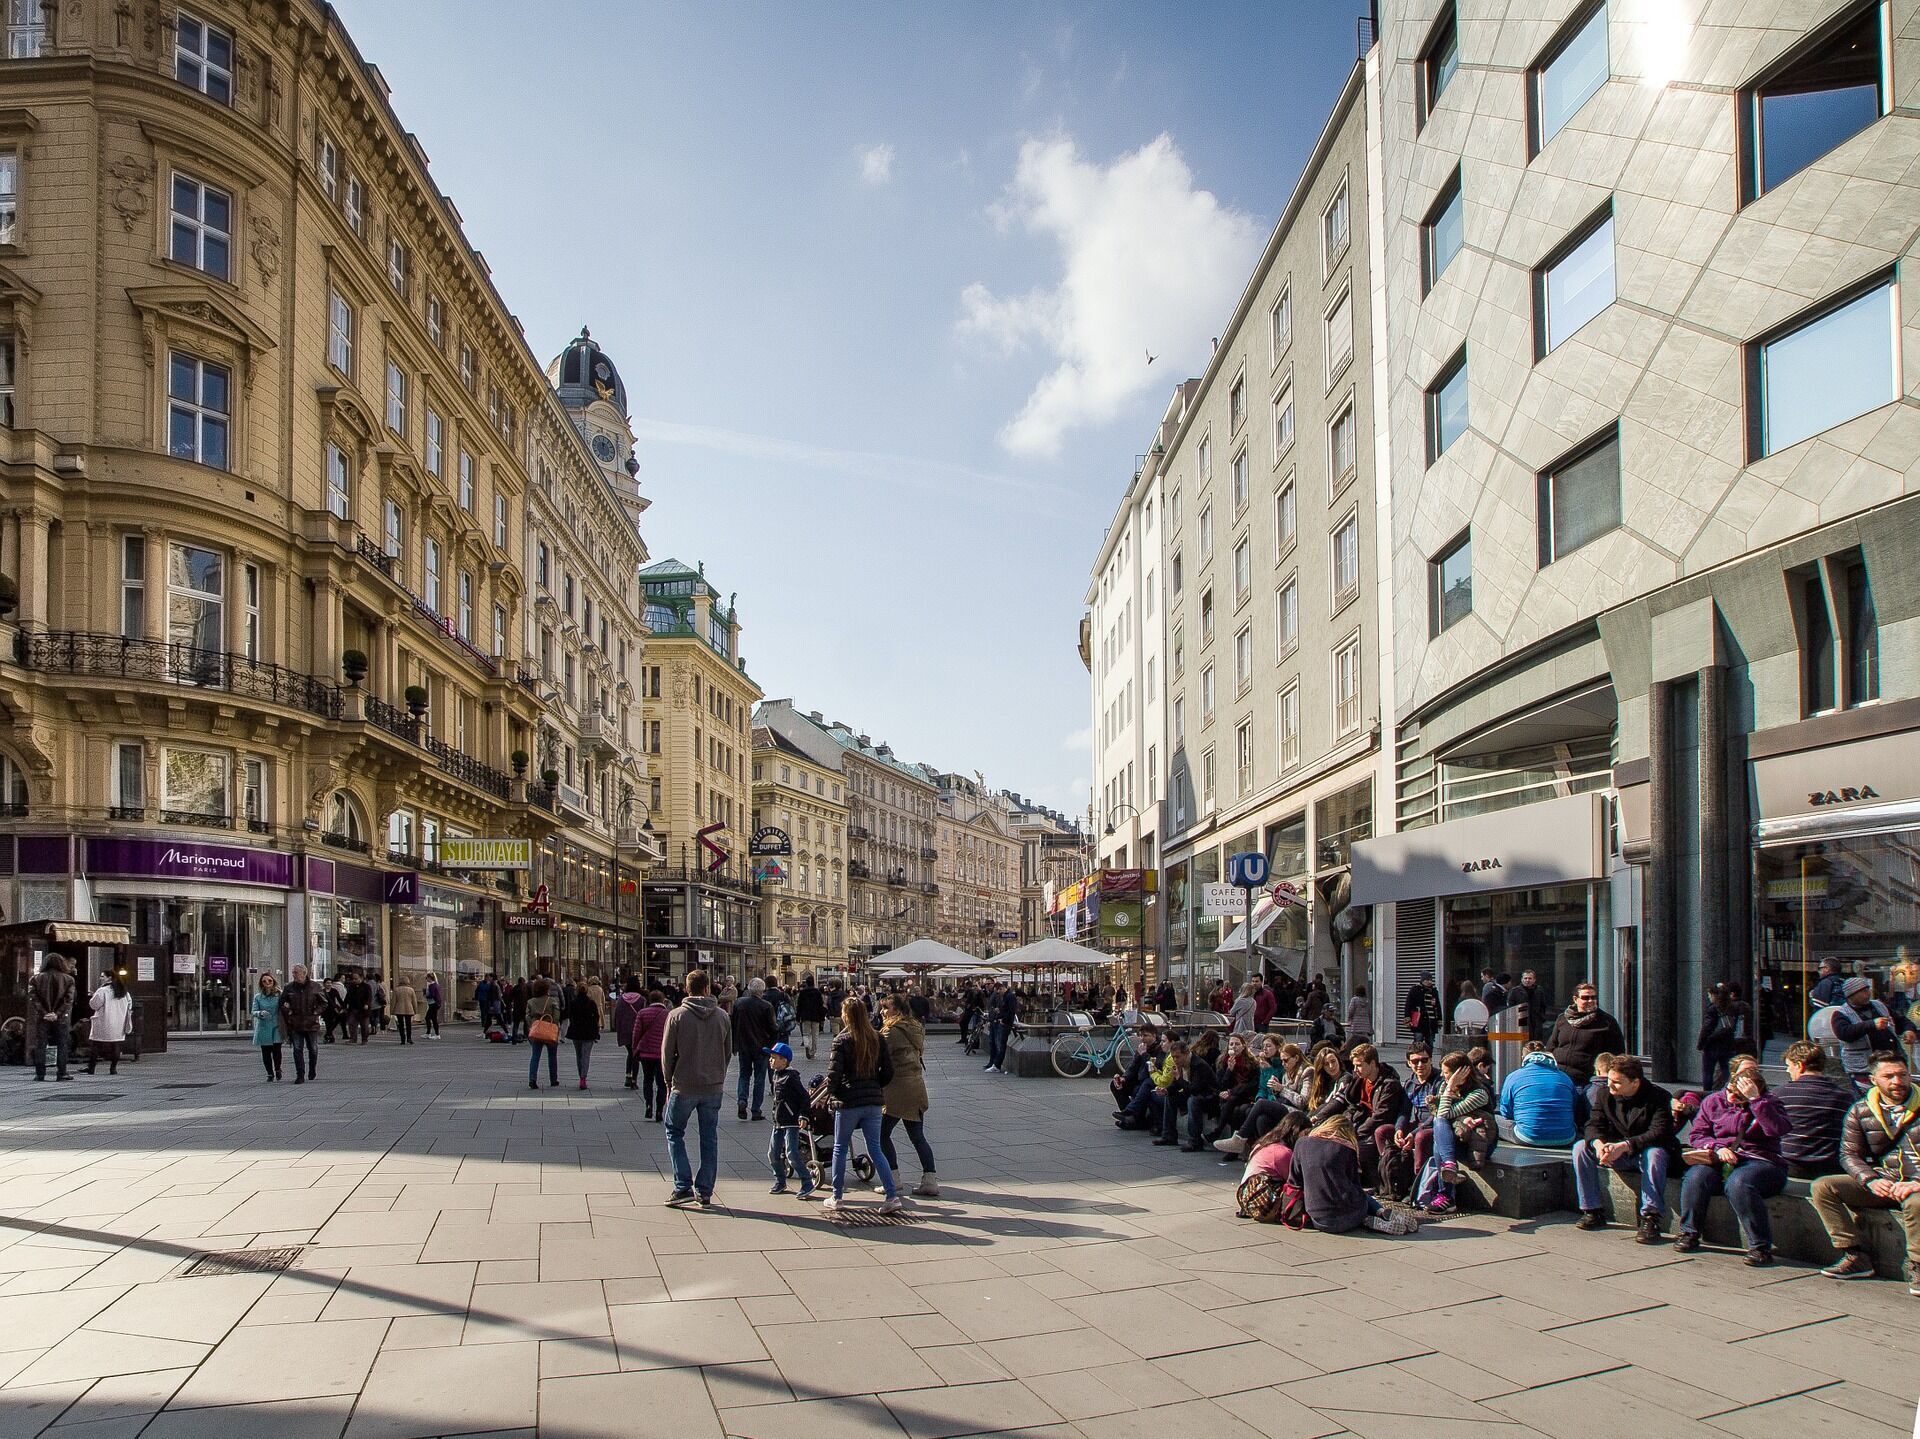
top-left (1215, 885), bottom-right (1306, 954)
top-left (1349, 792), bottom-right (1604, 907)
top-left (0, 921), bottom-right (133, 946)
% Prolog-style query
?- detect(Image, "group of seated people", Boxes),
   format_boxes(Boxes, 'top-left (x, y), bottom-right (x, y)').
top-left (1108, 1019), bottom-right (1920, 1287)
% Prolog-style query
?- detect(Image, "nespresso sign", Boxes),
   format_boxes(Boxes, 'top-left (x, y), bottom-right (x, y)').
top-left (1807, 785), bottom-right (1879, 807)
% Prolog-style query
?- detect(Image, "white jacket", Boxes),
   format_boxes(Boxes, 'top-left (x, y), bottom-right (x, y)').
top-left (89, 985), bottom-right (133, 1043)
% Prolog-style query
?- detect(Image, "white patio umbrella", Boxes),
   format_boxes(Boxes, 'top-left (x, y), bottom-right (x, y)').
top-left (870, 938), bottom-right (980, 970)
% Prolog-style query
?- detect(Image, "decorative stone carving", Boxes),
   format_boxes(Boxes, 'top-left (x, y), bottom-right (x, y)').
top-left (106, 155), bottom-right (153, 233)
top-left (251, 210), bottom-right (280, 285)
top-left (114, 0), bottom-right (132, 50)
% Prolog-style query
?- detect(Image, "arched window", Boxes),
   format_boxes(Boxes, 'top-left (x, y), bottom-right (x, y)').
top-left (326, 790), bottom-right (367, 846)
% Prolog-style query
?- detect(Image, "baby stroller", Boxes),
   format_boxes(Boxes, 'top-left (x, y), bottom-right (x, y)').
top-left (804, 1074), bottom-right (874, 1191)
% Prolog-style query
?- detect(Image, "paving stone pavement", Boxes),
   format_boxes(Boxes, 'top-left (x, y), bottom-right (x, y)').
top-left (0, 1033), bottom-right (1915, 1438)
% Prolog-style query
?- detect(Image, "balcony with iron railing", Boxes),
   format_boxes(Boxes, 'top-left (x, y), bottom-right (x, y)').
top-left (354, 532), bottom-right (499, 678)
top-left (160, 808), bottom-right (231, 829)
top-left (357, 695), bottom-right (513, 802)
top-left (17, 631), bottom-right (343, 722)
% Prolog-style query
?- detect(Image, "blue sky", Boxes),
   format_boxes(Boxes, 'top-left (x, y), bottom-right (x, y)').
top-left (333, 0), bottom-right (1361, 817)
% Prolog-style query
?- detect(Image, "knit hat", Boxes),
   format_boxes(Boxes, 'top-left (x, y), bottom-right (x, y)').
top-left (1843, 976), bottom-right (1872, 999)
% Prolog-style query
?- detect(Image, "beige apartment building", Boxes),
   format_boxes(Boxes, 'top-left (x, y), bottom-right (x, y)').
top-left (751, 724), bottom-right (848, 981)
top-left (0, 0), bottom-right (584, 1031)
top-left (638, 559), bottom-right (761, 984)
top-left (930, 773), bottom-right (1022, 959)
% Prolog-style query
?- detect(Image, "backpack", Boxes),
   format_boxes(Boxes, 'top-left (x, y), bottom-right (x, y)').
top-left (772, 999), bottom-right (796, 1037)
top-left (1235, 1172), bottom-right (1310, 1229)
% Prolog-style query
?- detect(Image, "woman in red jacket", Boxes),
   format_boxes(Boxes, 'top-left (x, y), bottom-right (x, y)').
top-left (629, 989), bottom-right (670, 1121)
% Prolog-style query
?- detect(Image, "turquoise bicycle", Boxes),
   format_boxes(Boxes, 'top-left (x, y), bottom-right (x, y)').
top-left (1049, 1013), bottom-right (1141, 1078)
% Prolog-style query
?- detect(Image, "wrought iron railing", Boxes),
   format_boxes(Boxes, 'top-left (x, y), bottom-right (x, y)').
top-left (422, 732), bottom-right (511, 800)
top-left (107, 805), bottom-right (143, 822)
top-left (160, 808), bottom-right (231, 828)
top-left (0, 801), bottom-right (26, 818)
top-left (354, 531), bottom-right (498, 677)
top-left (529, 787), bottom-right (558, 815)
top-left (364, 694), bottom-right (418, 742)
top-left (320, 830), bottom-right (369, 853)
top-left (20, 631), bottom-right (343, 721)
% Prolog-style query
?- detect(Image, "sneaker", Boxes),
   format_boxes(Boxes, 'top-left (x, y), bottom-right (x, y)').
top-left (878, 1196), bottom-right (904, 1215)
top-left (1365, 1208), bottom-right (1419, 1236)
top-left (665, 1189), bottom-right (697, 1208)
top-left (770, 1185), bottom-right (790, 1196)
top-left (820, 1198), bottom-right (844, 1218)
top-left (1213, 1135), bottom-right (1249, 1157)
top-left (1821, 1250), bottom-right (1876, 1280)
top-left (1576, 1210), bottom-right (1607, 1231)
top-left (796, 1189), bottom-right (820, 1202)
top-left (1635, 1212), bottom-right (1664, 1245)
top-left (1674, 1231), bottom-right (1701, 1253)
top-left (1907, 1275), bottom-right (1919, 1297)
top-left (915, 1176), bottom-right (939, 1198)
top-left (1423, 1196), bottom-right (1457, 1217)
top-left (697, 1195), bottom-right (714, 1209)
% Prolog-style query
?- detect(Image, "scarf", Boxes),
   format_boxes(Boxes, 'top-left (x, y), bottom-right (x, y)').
top-left (1865, 1088), bottom-right (1920, 1180)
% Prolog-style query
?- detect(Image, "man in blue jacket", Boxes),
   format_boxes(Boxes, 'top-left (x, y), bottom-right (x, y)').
top-left (1498, 1043), bottom-right (1584, 1147)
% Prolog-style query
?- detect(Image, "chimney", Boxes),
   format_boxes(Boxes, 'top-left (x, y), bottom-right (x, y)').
top-left (858, 734), bottom-right (871, 747)
top-left (809, 710), bottom-right (823, 722)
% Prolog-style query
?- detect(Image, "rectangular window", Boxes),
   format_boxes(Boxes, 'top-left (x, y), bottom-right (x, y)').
top-left (344, 174), bottom-right (364, 237)
top-left (1536, 208), bottom-right (1615, 356)
top-left (175, 10), bottom-right (233, 104)
top-left (1236, 719), bottom-right (1254, 796)
top-left (1231, 448), bottom-right (1249, 513)
top-left (1202, 748), bottom-right (1216, 809)
top-left (327, 290), bottom-right (353, 373)
top-left (1423, 169), bottom-right (1464, 294)
top-left (1746, 4), bottom-right (1883, 200)
top-left (1270, 286), bottom-right (1292, 364)
top-left (0, 335), bottom-right (12, 427)
top-left (115, 742), bottom-right (145, 811)
top-left (1234, 625), bottom-right (1252, 693)
top-left (1199, 435), bottom-right (1211, 484)
top-left (424, 536), bottom-right (441, 614)
top-left (1538, 427), bottom-right (1622, 564)
top-left (1229, 373), bottom-right (1247, 434)
top-left (385, 360), bottom-right (407, 436)
top-left (425, 408), bottom-right (443, 477)
top-left (1172, 623), bottom-right (1185, 679)
top-left (1147, 744), bottom-right (1158, 802)
top-left (1275, 478), bottom-right (1297, 558)
top-left (1325, 286), bottom-right (1353, 384)
top-left (426, 293), bottom-right (444, 349)
top-left (317, 135), bottom-right (338, 200)
top-left (1331, 512), bottom-right (1359, 608)
top-left (383, 498), bottom-right (403, 561)
top-left (1271, 384), bottom-right (1294, 461)
top-left (1430, 530), bottom-right (1473, 635)
top-left (1328, 401), bottom-right (1357, 491)
top-left (0, 148), bottom-right (19, 246)
top-left (1322, 181), bottom-right (1350, 273)
top-left (1201, 664), bottom-right (1215, 723)
top-left (1199, 503), bottom-right (1214, 562)
top-left (1753, 277), bottom-right (1898, 458)
top-left (325, 442), bottom-right (350, 520)
top-left (1233, 537), bottom-right (1251, 607)
top-left (1532, 2), bottom-right (1610, 153)
top-left (459, 343), bottom-right (475, 393)
top-left (167, 351), bottom-right (229, 468)
top-left (243, 756), bottom-right (267, 826)
top-left (169, 173), bottom-right (230, 281)
top-left (120, 534), bottom-right (144, 639)
top-left (1171, 549), bottom-right (1183, 596)
top-left (1277, 575), bottom-right (1298, 658)
top-left (163, 747), bottom-right (229, 821)
top-left (458, 450), bottom-right (475, 511)
top-left (1333, 635), bottom-right (1362, 738)
top-left (1200, 588), bottom-right (1214, 645)
top-left (1799, 569), bottom-right (1837, 715)
top-left (1422, 6), bottom-right (1460, 122)
top-left (387, 237), bottom-right (409, 298)
top-left (1843, 557), bottom-right (1879, 706)
top-left (494, 492), bottom-right (508, 549)
top-left (167, 542), bottom-right (222, 655)
top-left (6, 0), bottom-right (42, 58)
top-left (1173, 697), bottom-right (1185, 744)
top-left (457, 570), bottom-right (472, 641)
top-left (1425, 350), bottom-right (1469, 463)
top-left (1279, 685), bottom-right (1301, 772)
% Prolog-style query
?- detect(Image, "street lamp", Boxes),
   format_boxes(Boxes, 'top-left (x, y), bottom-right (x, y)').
top-left (1099, 804), bottom-right (1150, 1004)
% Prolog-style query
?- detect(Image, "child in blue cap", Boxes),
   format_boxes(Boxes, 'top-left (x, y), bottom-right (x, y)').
top-left (765, 1043), bottom-right (817, 1199)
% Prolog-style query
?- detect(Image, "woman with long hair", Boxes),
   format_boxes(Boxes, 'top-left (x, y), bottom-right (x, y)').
top-left (1303, 1043), bottom-right (1349, 1115)
top-left (824, 997), bottom-right (899, 1216)
top-left (1243, 1109), bottom-right (1308, 1183)
top-left (1214, 1039), bottom-right (1310, 1160)
top-left (525, 978), bottom-right (560, 1090)
top-left (1294, 1113), bottom-right (1418, 1235)
top-left (252, 972), bottom-right (285, 1081)
top-left (879, 993), bottom-right (939, 1197)
top-left (86, 970), bottom-right (133, 1076)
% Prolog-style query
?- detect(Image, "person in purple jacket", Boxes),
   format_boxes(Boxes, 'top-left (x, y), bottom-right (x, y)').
top-left (1676, 1055), bottom-right (1792, 1265)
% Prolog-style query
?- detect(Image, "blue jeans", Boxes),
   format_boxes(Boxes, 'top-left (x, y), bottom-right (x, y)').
top-left (736, 1051), bottom-right (770, 1115)
top-left (832, 1104), bottom-right (896, 1201)
top-left (988, 1021), bottom-right (1009, 1069)
top-left (666, 1092), bottom-right (722, 1198)
top-left (1572, 1139), bottom-right (1670, 1217)
top-left (770, 1125), bottom-right (812, 1193)
top-left (527, 1039), bottom-right (558, 1086)
top-left (1680, 1157), bottom-right (1787, 1250)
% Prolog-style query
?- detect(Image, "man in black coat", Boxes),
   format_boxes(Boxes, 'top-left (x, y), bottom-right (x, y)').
top-left (1572, 1055), bottom-right (1675, 1242)
top-left (1348, 1043), bottom-right (1408, 1187)
top-left (795, 974), bottom-right (827, 1059)
top-left (1404, 974), bottom-right (1443, 1049)
top-left (730, 978), bottom-right (778, 1120)
top-left (1547, 982), bottom-right (1626, 1086)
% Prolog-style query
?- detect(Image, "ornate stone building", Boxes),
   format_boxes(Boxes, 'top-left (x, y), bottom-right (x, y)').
top-left (751, 723), bottom-right (847, 981)
top-left (929, 773), bottom-right (1022, 959)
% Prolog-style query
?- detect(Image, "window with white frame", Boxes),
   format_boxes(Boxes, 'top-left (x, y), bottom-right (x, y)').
top-left (243, 756), bottom-right (268, 827)
top-left (1328, 401), bottom-right (1357, 491)
top-left (425, 408), bottom-right (443, 477)
top-left (0, 148), bottom-right (18, 246)
top-left (167, 351), bottom-right (229, 468)
top-left (120, 534), bottom-right (145, 639)
top-left (384, 359), bottom-right (406, 436)
top-left (1171, 549), bottom-right (1182, 595)
top-left (1275, 477), bottom-right (1297, 558)
top-left (1279, 683), bottom-right (1301, 771)
top-left (1233, 537), bottom-right (1251, 608)
top-left (6, 0), bottom-right (44, 58)
top-left (1332, 511), bottom-right (1359, 607)
top-left (1333, 634), bottom-right (1362, 738)
top-left (1325, 285), bottom-right (1353, 384)
top-left (1199, 434), bottom-right (1211, 484)
top-left (1234, 718), bottom-right (1254, 796)
top-left (1201, 663), bottom-right (1215, 723)
top-left (1229, 373), bottom-right (1247, 434)
top-left (458, 450), bottom-right (474, 511)
top-left (317, 134), bottom-right (338, 200)
top-left (1200, 502), bottom-right (1214, 562)
top-left (1272, 383), bottom-right (1294, 461)
top-left (1202, 747), bottom-right (1216, 809)
top-left (169, 173), bottom-right (230, 281)
top-left (1231, 447), bottom-right (1250, 513)
top-left (175, 10), bottom-right (233, 104)
top-left (163, 746), bottom-right (229, 821)
top-left (1270, 285), bottom-right (1292, 365)
top-left (167, 542), bottom-right (222, 657)
top-left (114, 741), bottom-right (145, 812)
top-left (1277, 575), bottom-right (1299, 658)
top-left (1322, 179), bottom-right (1350, 273)
top-left (344, 173), bottom-right (364, 236)
top-left (383, 497), bottom-right (403, 562)
top-left (0, 336), bottom-right (14, 428)
top-left (325, 442), bottom-right (350, 520)
top-left (459, 342), bottom-right (475, 392)
top-left (458, 570), bottom-right (472, 641)
top-left (1201, 587), bottom-right (1214, 644)
top-left (426, 293), bottom-right (443, 349)
top-left (387, 237), bottom-right (409, 298)
top-left (1234, 624), bottom-right (1252, 693)
top-left (493, 602), bottom-right (506, 658)
top-left (1753, 275), bottom-right (1899, 458)
top-left (327, 290), bottom-right (353, 374)
top-left (493, 492), bottom-right (508, 549)
top-left (424, 536), bottom-right (441, 613)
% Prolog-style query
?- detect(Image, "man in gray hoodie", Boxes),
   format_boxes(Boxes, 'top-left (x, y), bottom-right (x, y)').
top-left (661, 970), bottom-right (732, 1206)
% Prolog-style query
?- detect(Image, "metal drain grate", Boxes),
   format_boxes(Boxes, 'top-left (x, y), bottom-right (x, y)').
top-left (156, 1082), bottom-right (216, 1090)
top-left (182, 1246), bottom-right (305, 1278)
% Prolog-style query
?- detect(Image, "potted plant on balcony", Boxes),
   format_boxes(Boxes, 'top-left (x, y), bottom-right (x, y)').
top-left (404, 685), bottom-right (429, 719)
top-left (0, 574), bottom-right (16, 620)
top-left (341, 648), bottom-right (368, 686)
top-left (511, 750), bottom-right (529, 778)
top-left (541, 767), bottom-right (560, 792)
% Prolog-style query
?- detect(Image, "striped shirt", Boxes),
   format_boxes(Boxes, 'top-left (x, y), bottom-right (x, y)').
top-left (1777, 1074), bottom-right (1852, 1170)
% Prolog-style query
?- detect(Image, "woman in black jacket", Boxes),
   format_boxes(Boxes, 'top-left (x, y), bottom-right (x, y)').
top-left (824, 999), bottom-right (898, 1216)
top-left (566, 983), bottom-right (601, 1091)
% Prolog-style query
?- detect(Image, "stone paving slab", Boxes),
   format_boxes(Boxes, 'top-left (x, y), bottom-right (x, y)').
top-left (1, 1035), bottom-right (1916, 1437)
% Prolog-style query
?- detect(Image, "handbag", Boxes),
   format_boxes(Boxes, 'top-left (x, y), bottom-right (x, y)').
top-left (1235, 1172), bottom-right (1310, 1229)
top-left (528, 999), bottom-right (559, 1046)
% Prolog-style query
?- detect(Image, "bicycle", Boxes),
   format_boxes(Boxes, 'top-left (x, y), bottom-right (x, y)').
top-left (1049, 1013), bottom-right (1140, 1079)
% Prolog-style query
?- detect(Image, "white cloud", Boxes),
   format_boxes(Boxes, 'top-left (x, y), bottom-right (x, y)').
top-left (959, 134), bottom-right (1262, 458)
top-left (1062, 726), bottom-right (1092, 752)
top-left (858, 143), bottom-right (895, 186)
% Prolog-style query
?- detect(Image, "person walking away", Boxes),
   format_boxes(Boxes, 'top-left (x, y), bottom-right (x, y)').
top-left (29, 955), bottom-right (75, 1081)
top-left (614, 979), bottom-right (644, 1089)
top-left (586, 975), bottom-right (609, 1035)
top-left (796, 974), bottom-right (826, 1059)
top-left (1676, 1056), bottom-right (1791, 1264)
top-left (391, 973), bottom-right (418, 1045)
top-left (322, 974), bottom-right (345, 1044)
top-left (1497, 1043), bottom-right (1583, 1147)
top-left (1226, 982), bottom-right (1260, 1041)
top-left (422, 973), bottom-right (442, 1038)
top-left (1405, 973), bottom-right (1443, 1051)
top-left (344, 971), bottom-right (372, 1044)
top-left (508, 978), bottom-right (529, 1043)
top-left (525, 978), bottom-right (561, 1089)
top-left (474, 974), bottom-right (498, 1032)
top-left (1547, 983), bottom-right (1626, 1087)
top-left (731, 978), bottom-right (777, 1119)
top-left (632, 989), bottom-right (670, 1120)
top-left (1573, 1055), bottom-right (1677, 1242)
top-left (86, 971), bottom-right (134, 1075)
top-left (252, 972), bottom-right (285, 1080)
top-left (1343, 985), bottom-right (1374, 1056)
top-left (878, 995), bottom-right (938, 1196)
top-left (1779, 1040), bottom-right (1852, 1178)
top-left (985, 981), bottom-right (1018, 1075)
top-left (824, 998), bottom-right (900, 1217)
top-left (370, 974), bottom-right (388, 1033)
top-left (1810, 1051), bottom-right (1920, 1293)
top-left (1831, 976), bottom-right (1899, 1092)
top-left (662, 970), bottom-right (732, 1206)
top-left (281, 966), bottom-right (324, 1082)
top-left (567, 980), bottom-right (600, 1089)
top-left (1294, 1114), bottom-right (1418, 1235)
top-left (765, 1042), bottom-right (817, 1200)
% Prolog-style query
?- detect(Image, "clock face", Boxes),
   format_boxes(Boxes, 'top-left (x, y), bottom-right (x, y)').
top-left (592, 434), bottom-right (616, 464)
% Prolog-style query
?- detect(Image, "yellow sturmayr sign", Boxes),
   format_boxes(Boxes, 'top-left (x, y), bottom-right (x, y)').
top-left (439, 837), bottom-right (532, 870)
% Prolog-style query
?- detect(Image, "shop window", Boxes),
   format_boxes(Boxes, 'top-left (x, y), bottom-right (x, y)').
top-left (167, 351), bottom-right (229, 468)
top-left (1429, 530), bottom-right (1473, 635)
top-left (1314, 778), bottom-right (1372, 869)
top-left (1422, 169), bottom-right (1464, 294)
top-left (1751, 275), bottom-right (1897, 458)
top-left (1743, 2), bottom-right (1884, 201)
top-left (1531, 2), bottom-right (1609, 154)
top-left (1425, 349), bottom-right (1469, 463)
top-left (175, 10), bottom-right (234, 104)
top-left (162, 746), bottom-right (229, 824)
top-left (1538, 427), bottom-right (1622, 564)
top-left (169, 173), bottom-right (230, 281)
top-left (1440, 732), bottom-right (1612, 821)
top-left (1535, 207), bottom-right (1614, 356)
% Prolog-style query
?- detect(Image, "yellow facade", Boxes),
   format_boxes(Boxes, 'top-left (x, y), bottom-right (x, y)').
top-left (752, 725), bottom-right (847, 981)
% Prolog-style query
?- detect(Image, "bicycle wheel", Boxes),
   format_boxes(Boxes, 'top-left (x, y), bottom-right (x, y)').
top-left (1050, 1033), bottom-right (1093, 1078)
top-left (1112, 1030), bottom-right (1138, 1075)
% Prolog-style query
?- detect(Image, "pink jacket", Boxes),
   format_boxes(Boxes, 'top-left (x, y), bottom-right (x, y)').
top-left (630, 1002), bottom-right (668, 1060)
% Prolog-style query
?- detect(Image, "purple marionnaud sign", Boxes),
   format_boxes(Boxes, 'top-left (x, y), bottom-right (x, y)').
top-left (206, 956), bottom-right (231, 976)
top-left (83, 837), bottom-right (295, 889)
